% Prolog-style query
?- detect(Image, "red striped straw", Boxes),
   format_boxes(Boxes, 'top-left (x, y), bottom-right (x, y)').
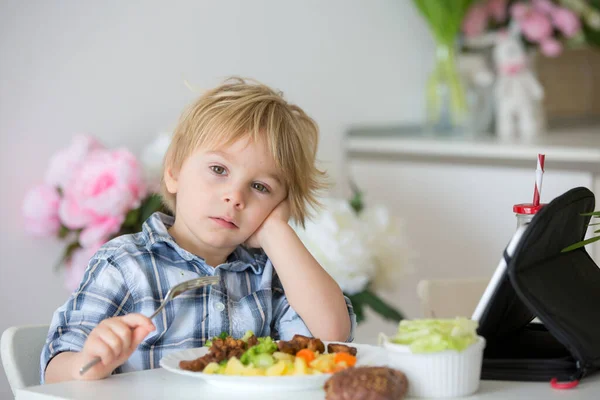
top-left (532, 154), bottom-right (545, 206)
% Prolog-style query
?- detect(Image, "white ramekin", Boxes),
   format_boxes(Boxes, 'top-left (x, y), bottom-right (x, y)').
top-left (380, 335), bottom-right (486, 398)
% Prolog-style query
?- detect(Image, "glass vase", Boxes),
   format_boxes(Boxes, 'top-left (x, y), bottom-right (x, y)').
top-left (426, 42), bottom-right (469, 134)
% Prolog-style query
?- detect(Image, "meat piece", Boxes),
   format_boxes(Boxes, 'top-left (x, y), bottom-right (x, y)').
top-left (179, 334), bottom-right (251, 372)
top-left (210, 348), bottom-right (226, 360)
top-left (277, 340), bottom-right (299, 355)
top-left (224, 337), bottom-right (246, 349)
top-left (324, 366), bottom-right (408, 400)
top-left (307, 338), bottom-right (325, 353)
top-left (291, 334), bottom-right (311, 349)
top-left (327, 343), bottom-right (357, 356)
top-left (211, 338), bottom-right (226, 350)
top-left (179, 357), bottom-right (210, 372)
top-left (247, 335), bottom-right (258, 347)
top-left (228, 347), bottom-right (245, 360)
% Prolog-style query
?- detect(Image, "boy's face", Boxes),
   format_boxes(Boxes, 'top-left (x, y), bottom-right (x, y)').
top-left (164, 136), bottom-right (287, 259)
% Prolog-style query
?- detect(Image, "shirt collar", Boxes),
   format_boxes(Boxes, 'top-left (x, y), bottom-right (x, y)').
top-left (142, 212), bottom-right (266, 274)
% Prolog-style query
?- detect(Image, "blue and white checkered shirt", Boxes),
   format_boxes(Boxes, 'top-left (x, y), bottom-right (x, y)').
top-left (40, 212), bottom-right (356, 383)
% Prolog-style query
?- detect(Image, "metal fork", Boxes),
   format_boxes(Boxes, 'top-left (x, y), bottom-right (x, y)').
top-left (79, 275), bottom-right (220, 375)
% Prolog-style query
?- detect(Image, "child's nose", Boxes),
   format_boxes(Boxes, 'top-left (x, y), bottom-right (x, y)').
top-left (223, 190), bottom-right (245, 209)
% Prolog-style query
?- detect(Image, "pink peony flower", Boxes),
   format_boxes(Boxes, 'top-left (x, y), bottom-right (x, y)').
top-left (552, 8), bottom-right (581, 38)
top-left (79, 215), bottom-right (124, 248)
top-left (520, 10), bottom-right (553, 42)
top-left (64, 242), bottom-right (103, 292)
top-left (487, 0), bottom-right (508, 23)
top-left (463, 3), bottom-right (490, 37)
top-left (45, 135), bottom-right (104, 190)
top-left (540, 37), bottom-right (563, 57)
top-left (532, 0), bottom-right (556, 15)
top-left (59, 148), bottom-right (147, 232)
top-left (22, 184), bottom-right (61, 236)
top-left (511, 3), bottom-right (530, 20)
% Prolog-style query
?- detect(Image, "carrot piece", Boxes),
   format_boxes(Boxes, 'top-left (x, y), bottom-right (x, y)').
top-left (332, 364), bottom-right (348, 372)
top-left (296, 349), bottom-right (316, 364)
top-left (334, 352), bottom-right (357, 367)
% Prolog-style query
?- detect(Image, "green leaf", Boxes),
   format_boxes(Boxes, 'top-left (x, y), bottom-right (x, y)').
top-left (362, 289), bottom-right (405, 322)
top-left (351, 289), bottom-right (404, 323)
top-left (53, 241), bottom-right (82, 271)
top-left (583, 19), bottom-right (600, 47)
top-left (346, 292), bottom-right (365, 324)
top-left (349, 192), bottom-right (363, 215)
top-left (123, 208), bottom-right (140, 227)
top-left (581, 211), bottom-right (600, 217)
top-left (139, 194), bottom-right (166, 223)
top-left (57, 225), bottom-right (70, 239)
top-left (561, 235), bottom-right (600, 253)
top-left (412, 0), bottom-right (476, 45)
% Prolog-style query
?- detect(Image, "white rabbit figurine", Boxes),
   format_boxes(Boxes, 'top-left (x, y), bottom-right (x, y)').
top-left (492, 31), bottom-right (545, 139)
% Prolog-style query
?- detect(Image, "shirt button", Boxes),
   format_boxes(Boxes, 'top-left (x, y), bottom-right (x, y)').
top-left (214, 302), bottom-right (225, 312)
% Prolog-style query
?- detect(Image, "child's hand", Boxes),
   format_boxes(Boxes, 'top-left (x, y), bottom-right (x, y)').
top-left (245, 199), bottom-right (290, 249)
top-left (78, 314), bottom-right (155, 380)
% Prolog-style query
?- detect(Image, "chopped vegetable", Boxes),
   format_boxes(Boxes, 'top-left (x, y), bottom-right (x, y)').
top-left (240, 336), bottom-right (278, 366)
top-left (252, 353), bottom-right (275, 368)
top-left (296, 349), bottom-right (316, 364)
top-left (240, 330), bottom-right (255, 342)
top-left (204, 331), bottom-right (229, 347)
top-left (334, 352), bottom-right (357, 367)
top-left (197, 333), bottom-right (360, 376)
top-left (390, 317), bottom-right (478, 353)
top-left (205, 330), bottom-right (256, 347)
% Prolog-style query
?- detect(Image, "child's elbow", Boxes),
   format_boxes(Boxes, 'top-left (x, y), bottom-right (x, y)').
top-left (316, 319), bottom-right (351, 342)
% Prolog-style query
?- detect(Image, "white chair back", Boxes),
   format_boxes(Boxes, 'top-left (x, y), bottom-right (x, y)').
top-left (1, 325), bottom-right (49, 396)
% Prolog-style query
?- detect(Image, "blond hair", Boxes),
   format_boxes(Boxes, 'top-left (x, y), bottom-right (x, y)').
top-left (161, 77), bottom-right (328, 227)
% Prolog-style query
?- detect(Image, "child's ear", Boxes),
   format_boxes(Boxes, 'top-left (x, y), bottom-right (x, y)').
top-left (163, 166), bottom-right (179, 194)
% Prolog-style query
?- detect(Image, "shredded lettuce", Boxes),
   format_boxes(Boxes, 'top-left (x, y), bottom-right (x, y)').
top-left (204, 331), bottom-right (229, 347)
top-left (240, 330), bottom-right (255, 342)
top-left (203, 331), bottom-right (278, 367)
top-left (240, 336), bottom-right (278, 366)
top-left (205, 330), bottom-right (255, 347)
top-left (390, 318), bottom-right (478, 353)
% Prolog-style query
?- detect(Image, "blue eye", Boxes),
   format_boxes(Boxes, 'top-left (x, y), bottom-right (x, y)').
top-left (252, 183), bottom-right (269, 193)
top-left (210, 165), bottom-right (226, 175)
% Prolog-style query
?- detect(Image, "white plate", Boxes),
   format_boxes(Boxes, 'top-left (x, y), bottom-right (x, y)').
top-left (159, 341), bottom-right (387, 392)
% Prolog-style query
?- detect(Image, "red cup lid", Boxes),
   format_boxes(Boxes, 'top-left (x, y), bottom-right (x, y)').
top-left (513, 203), bottom-right (545, 214)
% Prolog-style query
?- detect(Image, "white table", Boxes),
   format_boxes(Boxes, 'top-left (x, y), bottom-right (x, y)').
top-left (16, 367), bottom-right (600, 400)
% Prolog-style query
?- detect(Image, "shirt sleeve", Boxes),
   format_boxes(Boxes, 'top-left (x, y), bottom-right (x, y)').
top-left (271, 274), bottom-right (357, 342)
top-left (39, 256), bottom-right (133, 383)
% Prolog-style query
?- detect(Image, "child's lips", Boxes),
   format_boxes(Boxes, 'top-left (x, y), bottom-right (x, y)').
top-left (210, 217), bottom-right (238, 229)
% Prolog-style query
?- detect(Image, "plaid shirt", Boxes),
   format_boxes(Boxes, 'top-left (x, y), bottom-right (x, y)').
top-left (40, 212), bottom-right (356, 383)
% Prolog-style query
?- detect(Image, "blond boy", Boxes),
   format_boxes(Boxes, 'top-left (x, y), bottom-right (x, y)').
top-left (41, 77), bottom-right (356, 383)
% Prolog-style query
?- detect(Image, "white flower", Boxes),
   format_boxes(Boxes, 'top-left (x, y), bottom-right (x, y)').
top-left (140, 132), bottom-right (172, 192)
top-left (292, 198), bottom-right (376, 294)
top-left (292, 198), bottom-right (413, 295)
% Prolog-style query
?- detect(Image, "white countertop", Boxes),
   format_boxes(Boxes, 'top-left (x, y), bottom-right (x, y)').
top-left (16, 367), bottom-right (600, 400)
top-left (345, 125), bottom-right (600, 169)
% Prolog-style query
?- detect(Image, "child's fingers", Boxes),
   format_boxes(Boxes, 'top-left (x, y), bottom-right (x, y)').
top-left (131, 324), bottom-right (154, 350)
top-left (83, 314), bottom-right (155, 370)
top-left (105, 321), bottom-right (132, 353)
top-left (119, 313), bottom-right (155, 331)
top-left (94, 325), bottom-right (124, 359)
top-left (89, 336), bottom-right (118, 366)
